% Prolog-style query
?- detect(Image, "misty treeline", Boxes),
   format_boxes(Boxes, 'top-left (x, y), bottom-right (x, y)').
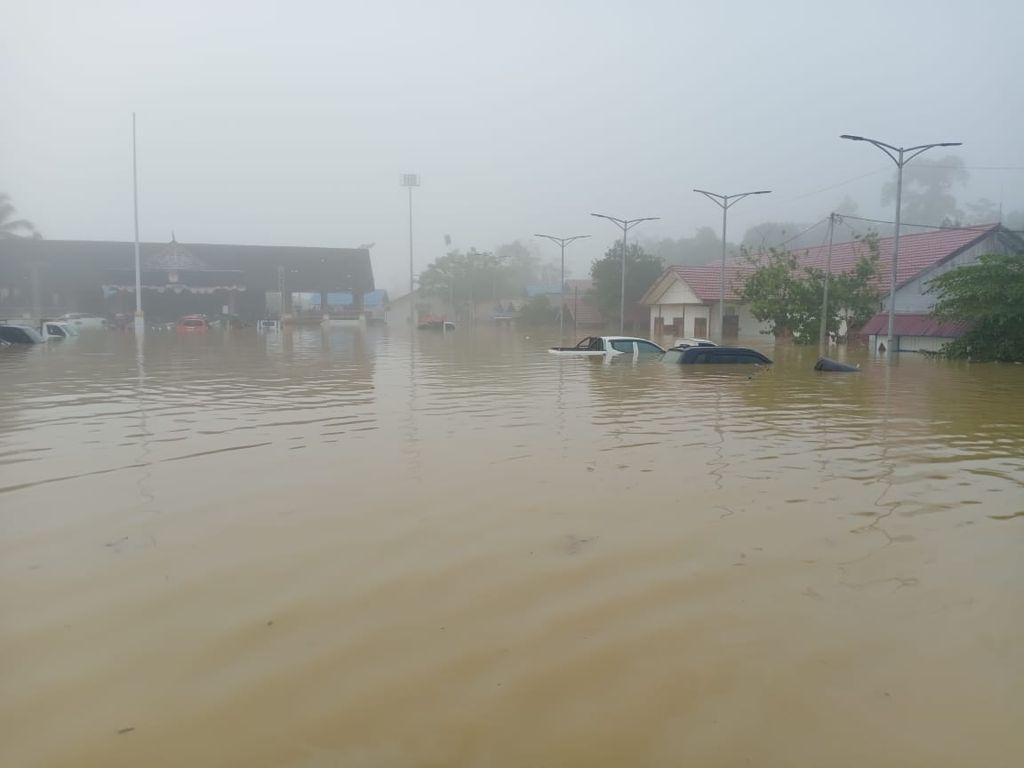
top-left (417, 240), bottom-right (560, 304)
top-left (0, 193), bottom-right (41, 240)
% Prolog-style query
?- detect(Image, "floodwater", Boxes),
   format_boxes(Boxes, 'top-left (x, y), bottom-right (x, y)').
top-left (2, 326), bottom-right (1023, 768)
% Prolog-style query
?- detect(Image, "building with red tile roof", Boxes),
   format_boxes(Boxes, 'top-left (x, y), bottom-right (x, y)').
top-left (640, 223), bottom-right (1023, 346)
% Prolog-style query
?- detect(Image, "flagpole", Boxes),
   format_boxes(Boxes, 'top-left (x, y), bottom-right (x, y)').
top-left (132, 112), bottom-right (144, 334)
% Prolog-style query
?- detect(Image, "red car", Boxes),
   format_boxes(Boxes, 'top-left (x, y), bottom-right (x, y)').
top-left (176, 315), bottom-right (210, 333)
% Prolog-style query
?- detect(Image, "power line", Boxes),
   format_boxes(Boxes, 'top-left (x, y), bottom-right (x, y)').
top-left (835, 214), bottom-right (1024, 236)
top-left (785, 167), bottom-right (890, 202)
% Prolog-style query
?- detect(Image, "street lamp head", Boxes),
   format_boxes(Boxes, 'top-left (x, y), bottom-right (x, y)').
top-left (749, 190), bottom-right (772, 196)
top-left (840, 134), bottom-right (866, 142)
top-left (935, 142), bottom-right (963, 148)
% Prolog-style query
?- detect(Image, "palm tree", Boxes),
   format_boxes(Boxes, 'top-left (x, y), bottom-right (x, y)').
top-left (0, 193), bottom-right (41, 239)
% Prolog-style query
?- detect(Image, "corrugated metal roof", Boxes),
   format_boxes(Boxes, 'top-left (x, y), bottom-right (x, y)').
top-left (859, 313), bottom-right (972, 338)
top-left (669, 224), bottom-right (1000, 303)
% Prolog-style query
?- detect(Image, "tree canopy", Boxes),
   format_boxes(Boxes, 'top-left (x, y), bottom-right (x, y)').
top-left (0, 193), bottom-right (40, 239)
top-left (588, 242), bottom-right (664, 329)
top-left (738, 236), bottom-right (881, 343)
top-left (928, 252), bottom-right (1024, 362)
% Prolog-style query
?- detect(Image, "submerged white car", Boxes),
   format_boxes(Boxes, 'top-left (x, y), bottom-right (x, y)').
top-left (548, 336), bottom-right (666, 357)
top-left (672, 337), bottom-right (717, 349)
top-left (40, 320), bottom-right (80, 340)
top-left (57, 313), bottom-right (108, 330)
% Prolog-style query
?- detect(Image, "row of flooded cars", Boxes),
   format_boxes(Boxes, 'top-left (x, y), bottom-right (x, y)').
top-left (548, 335), bottom-right (773, 365)
top-left (0, 313), bottom-right (218, 346)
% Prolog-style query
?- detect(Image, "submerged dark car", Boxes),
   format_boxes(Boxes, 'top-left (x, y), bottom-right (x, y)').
top-left (0, 324), bottom-right (44, 345)
top-left (664, 346), bottom-right (772, 365)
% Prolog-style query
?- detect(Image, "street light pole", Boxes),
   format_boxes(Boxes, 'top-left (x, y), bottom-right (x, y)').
top-left (590, 214), bottom-right (659, 334)
top-left (132, 113), bottom-right (144, 335)
top-left (693, 188), bottom-right (771, 341)
top-left (400, 174), bottom-right (420, 327)
top-left (840, 134), bottom-right (962, 352)
top-left (534, 233), bottom-right (590, 344)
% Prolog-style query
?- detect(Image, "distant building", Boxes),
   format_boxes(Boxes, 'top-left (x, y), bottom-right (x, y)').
top-left (640, 223), bottom-right (1024, 344)
top-left (0, 237), bottom-right (374, 324)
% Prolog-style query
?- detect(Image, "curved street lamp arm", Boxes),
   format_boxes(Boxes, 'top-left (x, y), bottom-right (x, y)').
top-left (904, 142), bottom-right (963, 164)
top-left (723, 190), bottom-right (772, 209)
top-left (694, 189), bottom-right (727, 207)
top-left (590, 213), bottom-right (626, 228)
top-left (841, 134), bottom-right (901, 165)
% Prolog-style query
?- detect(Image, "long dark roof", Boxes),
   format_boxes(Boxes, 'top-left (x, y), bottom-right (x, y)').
top-left (0, 238), bottom-right (375, 293)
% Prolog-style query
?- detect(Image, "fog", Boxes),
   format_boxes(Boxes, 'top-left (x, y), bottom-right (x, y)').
top-left (2, 0), bottom-right (1022, 292)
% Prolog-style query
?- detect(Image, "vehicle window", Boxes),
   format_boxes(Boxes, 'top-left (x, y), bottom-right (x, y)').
top-left (610, 340), bottom-right (635, 353)
top-left (183, 319), bottom-right (204, 327)
top-left (46, 324), bottom-right (66, 337)
top-left (692, 351), bottom-right (709, 363)
top-left (0, 327), bottom-right (33, 344)
top-left (662, 349), bottom-right (684, 363)
top-left (738, 353), bottom-right (764, 364)
top-left (588, 338), bottom-right (604, 351)
top-left (635, 341), bottom-right (662, 355)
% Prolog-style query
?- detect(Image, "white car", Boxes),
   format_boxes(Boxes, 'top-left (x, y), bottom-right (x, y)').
top-left (40, 320), bottom-right (80, 340)
top-left (672, 337), bottom-right (717, 349)
top-left (57, 313), bottom-right (108, 330)
top-left (549, 336), bottom-right (666, 357)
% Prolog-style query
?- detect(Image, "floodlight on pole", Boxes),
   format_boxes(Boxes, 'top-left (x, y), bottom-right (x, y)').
top-left (692, 188), bottom-right (771, 341)
top-left (534, 233), bottom-right (590, 344)
top-left (400, 174), bottom-right (420, 327)
top-left (840, 134), bottom-right (962, 353)
top-left (590, 213), bottom-right (659, 334)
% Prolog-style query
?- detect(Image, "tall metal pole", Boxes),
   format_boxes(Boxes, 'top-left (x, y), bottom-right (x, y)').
top-left (590, 214), bottom-right (659, 335)
top-left (719, 203), bottom-right (727, 341)
top-left (619, 230), bottom-right (627, 335)
top-left (535, 233), bottom-right (589, 344)
top-left (408, 185), bottom-right (414, 326)
top-left (560, 241), bottom-right (565, 340)
top-left (819, 213), bottom-right (836, 349)
top-left (694, 189), bottom-right (772, 341)
top-left (840, 135), bottom-right (961, 353)
top-left (400, 174), bottom-right (420, 327)
top-left (132, 113), bottom-right (144, 335)
top-left (888, 151), bottom-right (904, 351)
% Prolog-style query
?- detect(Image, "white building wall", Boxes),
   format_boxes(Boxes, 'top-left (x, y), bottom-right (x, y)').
top-left (893, 235), bottom-right (1007, 313)
top-left (735, 304), bottom-right (772, 340)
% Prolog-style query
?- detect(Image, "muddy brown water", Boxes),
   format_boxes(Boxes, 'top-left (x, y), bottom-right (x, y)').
top-left (2, 327), bottom-right (1022, 767)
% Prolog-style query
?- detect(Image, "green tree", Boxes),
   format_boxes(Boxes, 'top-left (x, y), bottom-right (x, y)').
top-left (737, 247), bottom-right (805, 339)
top-left (588, 243), bottom-right (663, 330)
top-left (927, 252), bottom-right (1024, 361)
top-left (0, 193), bottom-right (40, 239)
top-left (739, 237), bottom-right (881, 344)
top-left (828, 234), bottom-right (882, 337)
top-left (517, 295), bottom-right (558, 326)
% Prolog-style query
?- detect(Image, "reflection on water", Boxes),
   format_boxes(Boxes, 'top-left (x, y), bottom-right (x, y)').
top-left (2, 327), bottom-right (1023, 767)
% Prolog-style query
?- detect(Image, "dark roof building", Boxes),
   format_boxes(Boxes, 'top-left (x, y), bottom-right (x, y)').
top-left (0, 237), bottom-right (374, 322)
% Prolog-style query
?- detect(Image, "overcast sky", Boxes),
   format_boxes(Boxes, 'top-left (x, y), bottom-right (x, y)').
top-left (2, 0), bottom-right (1021, 292)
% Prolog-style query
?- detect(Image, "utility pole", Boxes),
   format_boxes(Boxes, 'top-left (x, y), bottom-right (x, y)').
top-left (693, 188), bottom-right (771, 341)
top-left (590, 213), bottom-right (659, 334)
top-left (534, 233), bottom-right (590, 344)
top-left (819, 213), bottom-right (837, 350)
top-left (840, 134), bottom-right (962, 352)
